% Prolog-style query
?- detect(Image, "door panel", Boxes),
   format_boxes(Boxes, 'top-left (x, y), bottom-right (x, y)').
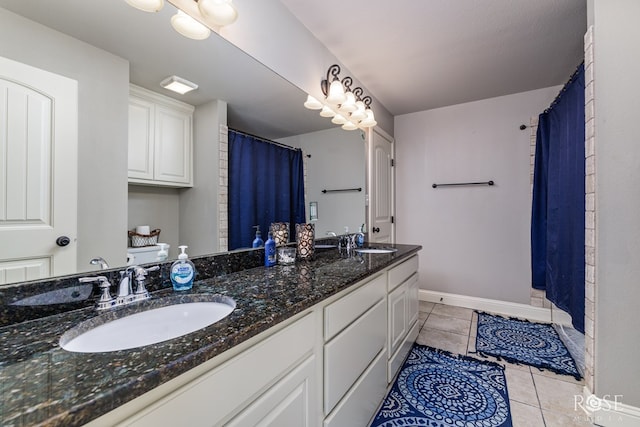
top-left (368, 128), bottom-right (394, 243)
top-left (0, 56), bottom-right (77, 285)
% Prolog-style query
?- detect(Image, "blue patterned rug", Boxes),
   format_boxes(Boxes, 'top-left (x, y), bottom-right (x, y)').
top-left (370, 344), bottom-right (512, 427)
top-left (474, 311), bottom-right (582, 380)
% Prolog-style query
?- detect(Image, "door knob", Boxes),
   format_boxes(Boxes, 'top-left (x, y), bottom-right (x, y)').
top-left (372, 227), bottom-right (380, 233)
top-left (56, 236), bottom-right (71, 247)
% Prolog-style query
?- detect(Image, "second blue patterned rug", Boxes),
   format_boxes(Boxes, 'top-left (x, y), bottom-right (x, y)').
top-left (475, 311), bottom-right (582, 380)
top-left (370, 344), bottom-right (512, 427)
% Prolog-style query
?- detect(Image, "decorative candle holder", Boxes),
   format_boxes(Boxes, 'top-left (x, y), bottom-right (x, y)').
top-left (270, 222), bottom-right (289, 246)
top-left (295, 223), bottom-right (315, 259)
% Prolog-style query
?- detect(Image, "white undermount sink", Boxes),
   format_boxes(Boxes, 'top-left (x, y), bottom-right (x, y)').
top-left (354, 248), bottom-right (398, 254)
top-left (60, 295), bottom-right (236, 353)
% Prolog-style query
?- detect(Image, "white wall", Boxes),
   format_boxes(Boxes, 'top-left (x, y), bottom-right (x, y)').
top-left (0, 8), bottom-right (129, 273)
top-left (395, 87), bottom-right (560, 303)
top-left (591, 0), bottom-right (640, 408)
top-left (179, 100), bottom-right (227, 256)
top-left (279, 128), bottom-right (366, 236)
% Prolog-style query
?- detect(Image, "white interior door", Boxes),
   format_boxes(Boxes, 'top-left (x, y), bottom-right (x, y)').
top-left (0, 56), bottom-right (78, 285)
top-left (367, 128), bottom-right (395, 243)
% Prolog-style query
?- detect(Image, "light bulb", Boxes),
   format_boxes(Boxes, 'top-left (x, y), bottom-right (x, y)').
top-left (359, 109), bottom-right (377, 128)
top-left (171, 10), bottom-right (211, 40)
top-left (198, 0), bottom-right (238, 27)
top-left (341, 122), bottom-right (358, 131)
top-left (125, 0), bottom-right (164, 12)
top-left (350, 100), bottom-right (367, 121)
top-left (338, 91), bottom-right (357, 113)
top-left (326, 79), bottom-right (346, 105)
top-left (303, 95), bottom-right (323, 110)
top-left (331, 114), bottom-right (347, 125)
top-left (319, 106), bottom-right (336, 118)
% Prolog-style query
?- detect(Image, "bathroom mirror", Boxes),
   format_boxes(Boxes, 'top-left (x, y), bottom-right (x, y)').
top-left (0, 0), bottom-right (366, 285)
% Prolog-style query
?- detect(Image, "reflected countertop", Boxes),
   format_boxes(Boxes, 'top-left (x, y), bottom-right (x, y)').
top-left (0, 243), bottom-right (421, 427)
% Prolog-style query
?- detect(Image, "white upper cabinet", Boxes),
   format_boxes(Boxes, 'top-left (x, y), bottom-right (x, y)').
top-left (128, 84), bottom-right (194, 187)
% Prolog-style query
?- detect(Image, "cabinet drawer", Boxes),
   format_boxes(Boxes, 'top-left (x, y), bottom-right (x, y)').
top-left (324, 349), bottom-right (387, 427)
top-left (124, 313), bottom-right (315, 426)
top-left (324, 273), bottom-right (386, 341)
top-left (388, 255), bottom-right (419, 292)
top-left (324, 299), bottom-right (386, 414)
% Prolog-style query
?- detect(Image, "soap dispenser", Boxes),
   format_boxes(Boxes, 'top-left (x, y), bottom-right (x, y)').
top-left (170, 245), bottom-right (196, 291)
top-left (264, 232), bottom-right (276, 267)
top-left (356, 224), bottom-right (365, 247)
top-left (252, 225), bottom-right (264, 248)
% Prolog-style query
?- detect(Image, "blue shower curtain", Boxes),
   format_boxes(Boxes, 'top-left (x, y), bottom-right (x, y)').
top-left (228, 130), bottom-right (305, 250)
top-left (531, 64), bottom-right (585, 333)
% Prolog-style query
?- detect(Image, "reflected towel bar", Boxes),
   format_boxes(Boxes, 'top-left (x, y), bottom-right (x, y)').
top-left (432, 180), bottom-right (494, 188)
top-left (322, 187), bottom-right (362, 193)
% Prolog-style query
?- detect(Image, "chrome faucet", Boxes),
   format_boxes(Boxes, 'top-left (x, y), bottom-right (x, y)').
top-left (79, 265), bottom-right (159, 310)
top-left (326, 231), bottom-right (337, 237)
top-left (89, 257), bottom-right (110, 270)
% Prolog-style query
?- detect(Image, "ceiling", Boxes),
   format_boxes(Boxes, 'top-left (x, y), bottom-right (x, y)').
top-left (0, 0), bottom-right (333, 140)
top-left (0, 0), bottom-right (587, 136)
top-left (280, 0), bottom-right (587, 115)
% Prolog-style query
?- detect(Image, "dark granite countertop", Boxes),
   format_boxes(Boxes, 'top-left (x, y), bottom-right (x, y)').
top-left (0, 243), bottom-right (420, 427)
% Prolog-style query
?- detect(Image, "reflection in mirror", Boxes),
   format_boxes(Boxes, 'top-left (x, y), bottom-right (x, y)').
top-left (0, 0), bottom-right (365, 286)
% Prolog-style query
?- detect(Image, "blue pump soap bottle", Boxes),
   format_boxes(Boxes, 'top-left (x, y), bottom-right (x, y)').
top-left (252, 225), bottom-right (264, 248)
top-left (170, 245), bottom-right (196, 291)
top-left (264, 232), bottom-right (276, 267)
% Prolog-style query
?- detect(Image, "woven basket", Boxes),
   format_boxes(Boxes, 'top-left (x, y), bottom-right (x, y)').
top-left (128, 228), bottom-right (161, 247)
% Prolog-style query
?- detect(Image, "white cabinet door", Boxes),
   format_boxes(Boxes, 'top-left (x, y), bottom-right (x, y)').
top-left (127, 85), bottom-right (193, 187)
top-left (128, 95), bottom-right (154, 181)
top-left (388, 282), bottom-right (407, 358)
top-left (227, 355), bottom-right (317, 427)
top-left (406, 273), bottom-right (419, 328)
top-left (153, 105), bottom-right (191, 185)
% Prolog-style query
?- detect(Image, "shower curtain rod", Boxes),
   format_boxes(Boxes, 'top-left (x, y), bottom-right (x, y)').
top-left (432, 180), bottom-right (494, 188)
top-left (229, 128), bottom-right (300, 152)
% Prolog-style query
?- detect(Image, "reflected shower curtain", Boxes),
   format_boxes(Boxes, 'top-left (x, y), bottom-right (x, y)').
top-left (228, 130), bottom-right (305, 250)
top-left (531, 64), bottom-right (585, 333)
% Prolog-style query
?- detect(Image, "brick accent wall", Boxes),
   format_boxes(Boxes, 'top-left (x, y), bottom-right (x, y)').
top-left (218, 125), bottom-right (229, 252)
top-left (583, 25), bottom-right (596, 394)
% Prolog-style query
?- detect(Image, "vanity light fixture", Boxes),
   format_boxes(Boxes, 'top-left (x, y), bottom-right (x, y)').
top-left (123, 0), bottom-right (238, 41)
top-left (160, 75), bottom-right (199, 94)
top-left (304, 64), bottom-right (377, 130)
top-left (171, 10), bottom-right (211, 40)
top-left (125, 0), bottom-right (164, 13)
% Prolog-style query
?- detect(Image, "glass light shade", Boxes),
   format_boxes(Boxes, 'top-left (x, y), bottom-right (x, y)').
top-left (359, 109), bottom-right (377, 128)
top-left (350, 100), bottom-right (367, 121)
top-left (303, 95), bottom-right (323, 110)
top-left (198, 0), bottom-right (238, 27)
top-left (319, 106), bottom-right (336, 118)
top-left (325, 79), bottom-right (346, 105)
top-left (331, 114), bottom-right (347, 125)
top-left (338, 91), bottom-right (357, 113)
top-left (341, 121), bottom-right (358, 131)
top-left (125, 0), bottom-right (164, 12)
top-left (171, 11), bottom-right (211, 40)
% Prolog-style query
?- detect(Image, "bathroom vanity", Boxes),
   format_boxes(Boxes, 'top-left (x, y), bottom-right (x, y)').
top-left (0, 244), bottom-right (420, 426)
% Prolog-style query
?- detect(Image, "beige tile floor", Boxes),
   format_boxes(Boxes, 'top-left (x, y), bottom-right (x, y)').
top-left (417, 302), bottom-right (593, 427)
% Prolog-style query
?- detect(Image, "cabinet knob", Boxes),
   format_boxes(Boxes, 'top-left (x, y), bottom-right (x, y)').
top-left (372, 227), bottom-right (380, 233)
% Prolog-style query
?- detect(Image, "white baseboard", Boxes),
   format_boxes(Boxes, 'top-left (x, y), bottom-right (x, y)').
top-left (420, 289), bottom-right (553, 323)
top-left (580, 386), bottom-right (640, 426)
